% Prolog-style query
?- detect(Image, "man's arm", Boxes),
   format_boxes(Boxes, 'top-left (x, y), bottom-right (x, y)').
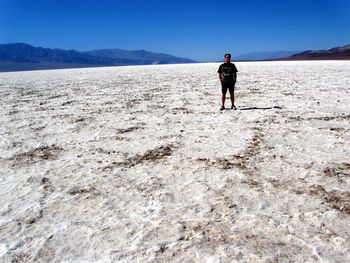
top-left (218, 73), bottom-right (222, 85)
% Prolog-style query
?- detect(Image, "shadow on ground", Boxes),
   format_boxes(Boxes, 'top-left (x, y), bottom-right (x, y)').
top-left (239, 106), bottom-right (282, 111)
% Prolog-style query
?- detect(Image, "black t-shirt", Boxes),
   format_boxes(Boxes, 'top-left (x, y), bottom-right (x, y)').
top-left (217, 63), bottom-right (238, 83)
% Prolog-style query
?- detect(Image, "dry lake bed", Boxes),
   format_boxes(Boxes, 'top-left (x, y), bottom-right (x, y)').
top-left (1, 61), bottom-right (350, 262)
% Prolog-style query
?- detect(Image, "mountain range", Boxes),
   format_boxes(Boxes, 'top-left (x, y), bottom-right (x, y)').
top-left (233, 50), bottom-right (300, 61)
top-left (281, 44), bottom-right (350, 60)
top-left (0, 43), bottom-right (196, 72)
top-left (233, 44), bottom-right (350, 61)
top-left (1, 43), bottom-right (349, 72)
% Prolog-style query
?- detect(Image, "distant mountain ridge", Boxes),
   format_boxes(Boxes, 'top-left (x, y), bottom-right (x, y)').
top-left (0, 43), bottom-right (196, 72)
top-left (232, 44), bottom-right (350, 61)
top-left (84, 49), bottom-right (194, 64)
top-left (284, 44), bottom-right (350, 60)
top-left (233, 50), bottom-right (300, 61)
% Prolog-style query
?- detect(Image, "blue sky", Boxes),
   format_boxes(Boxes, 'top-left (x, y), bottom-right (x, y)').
top-left (1, 0), bottom-right (350, 61)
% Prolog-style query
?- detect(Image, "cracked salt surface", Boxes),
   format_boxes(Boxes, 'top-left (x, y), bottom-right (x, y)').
top-left (0, 61), bottom-right (350, 262)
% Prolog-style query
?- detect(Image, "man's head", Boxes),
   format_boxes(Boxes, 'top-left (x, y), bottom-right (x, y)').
top-left (225, 53), bottom-right (231, 63)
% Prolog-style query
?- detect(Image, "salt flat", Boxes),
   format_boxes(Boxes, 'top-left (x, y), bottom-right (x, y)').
top-left (0, 61), bottom-right (350, 262)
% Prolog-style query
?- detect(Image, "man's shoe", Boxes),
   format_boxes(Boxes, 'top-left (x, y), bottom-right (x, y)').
top-left (220, 105), bottom-right (225, 111)
top-left (231, 105), bottom-right (237, 110)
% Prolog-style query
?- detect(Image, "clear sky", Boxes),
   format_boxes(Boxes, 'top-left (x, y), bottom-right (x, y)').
top-left (1, 0), bottom-right (350, 61)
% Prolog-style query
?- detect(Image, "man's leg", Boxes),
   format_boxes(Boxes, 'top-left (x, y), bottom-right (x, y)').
top-left (230, 93), bottom-right (234, 106)
top-left (220, 93), bottom-right (226, 110)
top-left (222, 93), bottom-right (226, 106)
top-left (229, 84), bottom-right (236, 110)
top-left (220, 83), bottom-right (227, 110)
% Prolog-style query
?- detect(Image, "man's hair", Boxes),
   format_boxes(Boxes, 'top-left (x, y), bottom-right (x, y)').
top-left (225, 53), bottom-right (231, 59)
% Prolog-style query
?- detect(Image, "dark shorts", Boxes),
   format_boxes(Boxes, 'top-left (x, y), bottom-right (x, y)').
top-left (221, 81), bottom-right (235, 94)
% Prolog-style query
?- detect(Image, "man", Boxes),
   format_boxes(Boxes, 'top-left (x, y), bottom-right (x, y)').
top-left (217, 53), bottom-right (238, 110)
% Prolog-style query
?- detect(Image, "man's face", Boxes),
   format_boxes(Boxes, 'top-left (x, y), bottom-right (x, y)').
top-left (225, 55), bottom-right (230, 63)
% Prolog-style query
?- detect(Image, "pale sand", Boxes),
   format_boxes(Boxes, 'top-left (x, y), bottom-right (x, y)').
top-left (0, 61), bottom-right (350, 262)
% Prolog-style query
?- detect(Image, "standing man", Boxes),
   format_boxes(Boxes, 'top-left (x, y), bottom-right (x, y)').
top-left (217, 53), bottom-right (238, 110)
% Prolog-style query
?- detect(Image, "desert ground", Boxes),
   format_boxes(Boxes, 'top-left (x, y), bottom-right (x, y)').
top-left (1, 61), bottom-right (350, 262)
